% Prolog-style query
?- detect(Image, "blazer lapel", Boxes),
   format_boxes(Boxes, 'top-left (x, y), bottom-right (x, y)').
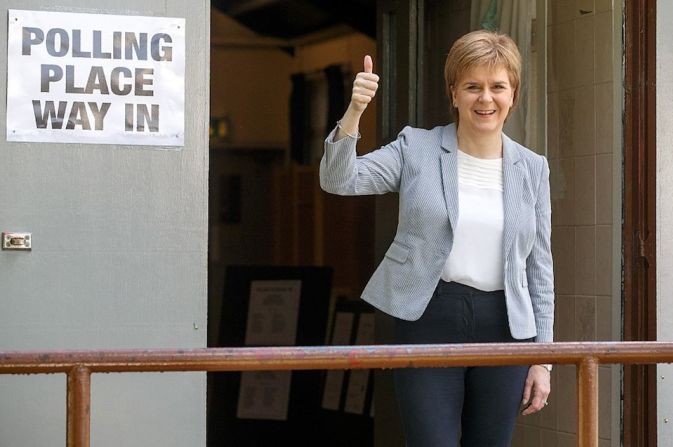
top-left (502, 134), bottom-right (523, 262)
top-left (440, 124), bottom-right (459, 232)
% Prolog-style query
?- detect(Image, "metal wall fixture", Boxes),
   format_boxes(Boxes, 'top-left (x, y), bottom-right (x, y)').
top-left (2, 232), bottom-right (31, 251)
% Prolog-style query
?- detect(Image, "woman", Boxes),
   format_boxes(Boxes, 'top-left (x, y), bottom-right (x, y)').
top-left (320, 30), bottom-right (554, 446)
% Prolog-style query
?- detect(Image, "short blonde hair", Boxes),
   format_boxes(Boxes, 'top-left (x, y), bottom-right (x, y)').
top-left (444, 30), bottom-right (522, 120)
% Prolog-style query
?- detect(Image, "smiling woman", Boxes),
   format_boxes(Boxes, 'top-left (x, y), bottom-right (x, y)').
top-left (450, 65), bottom-right (515, 157)
top-left (320, 29), bottom-right (555, 447)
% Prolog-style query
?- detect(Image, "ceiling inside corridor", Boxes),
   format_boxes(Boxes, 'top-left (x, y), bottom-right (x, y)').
top-left (211, 0), bottom-right (376, 40)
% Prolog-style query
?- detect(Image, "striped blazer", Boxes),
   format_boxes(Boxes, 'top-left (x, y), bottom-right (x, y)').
top-left (319, 123), bottom-right (554, 342)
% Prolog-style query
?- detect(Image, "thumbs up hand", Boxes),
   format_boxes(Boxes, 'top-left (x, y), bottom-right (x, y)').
top-left (350, 55), bottom-right (379, 113)
top-left (333, 55), bottom-right (379, 141)
top-left (364, 54), bottom-right (374, 74)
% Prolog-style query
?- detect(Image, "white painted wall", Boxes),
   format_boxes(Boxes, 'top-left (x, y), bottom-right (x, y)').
top-left (0, 1), bottom-right (209, 446)
top-left (658, 0), bottom-right (673, 444)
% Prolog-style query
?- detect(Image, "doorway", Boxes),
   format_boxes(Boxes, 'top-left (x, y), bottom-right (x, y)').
top-left (207, 3), bottom-right (378, 445)
top-left (206, 1), bottom-right (630, 446)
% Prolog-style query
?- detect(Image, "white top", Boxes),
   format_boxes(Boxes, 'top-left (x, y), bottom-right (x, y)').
top-left (441, 149), bottom-right (505, 291)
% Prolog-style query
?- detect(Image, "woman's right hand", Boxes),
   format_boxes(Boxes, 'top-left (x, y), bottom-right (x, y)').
top-left (350, 55), bottom-right (379, 113)
top-left (334, 55), bottom-right (379, 141)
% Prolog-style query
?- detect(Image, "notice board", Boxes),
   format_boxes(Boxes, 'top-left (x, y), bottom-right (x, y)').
top-left (208, 265), bottom-right (333, 446)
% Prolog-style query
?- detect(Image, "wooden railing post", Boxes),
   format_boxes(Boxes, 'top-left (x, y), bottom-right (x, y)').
top-left (577, 357), bottom-right (599, 447)
top-left (67, 366), bottom-right (91, 447)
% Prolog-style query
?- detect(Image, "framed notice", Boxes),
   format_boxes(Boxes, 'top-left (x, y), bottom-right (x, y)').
top-left (236, 371), bottom-right (292, 421)
top-left (344, 312), bottom-right (375, 414)
top-left (6, 9), bottom-right (185, 147)
top-left (208, 266), bottom-right (333, 446)
top-left (244, 280), bottom-right (301, 346)
top-left (321, 311), bottom-right (354, 410)
top-left (318, 298), bottom-right (374, 446)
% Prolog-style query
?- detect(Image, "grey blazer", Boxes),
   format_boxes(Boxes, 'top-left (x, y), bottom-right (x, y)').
top-left (320, 123), bottom-right (554, 342)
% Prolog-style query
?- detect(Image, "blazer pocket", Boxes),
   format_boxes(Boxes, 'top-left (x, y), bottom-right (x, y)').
top-left (385, 241), bottom-right (410, 263)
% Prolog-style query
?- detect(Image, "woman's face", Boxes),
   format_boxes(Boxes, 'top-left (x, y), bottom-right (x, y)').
top-left (450, 64), bottom-right (515, 137)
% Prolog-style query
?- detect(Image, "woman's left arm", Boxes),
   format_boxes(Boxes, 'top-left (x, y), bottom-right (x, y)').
top-left (526, 156), bottom-right (555, 343)
top-left (522, 156), bottom-right (555, 416)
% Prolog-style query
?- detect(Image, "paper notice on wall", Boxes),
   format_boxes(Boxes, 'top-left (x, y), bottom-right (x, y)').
top-left (236, 371), bottom-right (292, 420)
top-left (321, 312), bottom-right (355, 410)
top-left (6, 9), bottom-right (185, 147)
top-left (353, 313), bottom-right (375, 345)
top-left (244, 280), bottom-right (301, 346)
top-left (344, 313), bottom-right (375, 414)
top-left (344, 369), bottom-right (370, 415)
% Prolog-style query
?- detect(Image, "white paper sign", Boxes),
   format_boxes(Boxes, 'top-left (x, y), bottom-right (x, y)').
top-left (344, 313), bottom-right (375, 415)
top-left (244, 280), bottom-right (301, 346)
top-left (236, 371), bottom-right (292, 421)
top-left (6, 10), bottom-right (185, 147)
top-left (321, 312), bottom-right (355, 410)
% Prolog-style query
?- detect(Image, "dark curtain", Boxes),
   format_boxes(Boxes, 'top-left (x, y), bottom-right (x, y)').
top-left (289, 65), bottom-right (350, 165)
top-left (324, 64), bottom-right (349, 132)
top-left (290, 73), bottom-right (308, 164)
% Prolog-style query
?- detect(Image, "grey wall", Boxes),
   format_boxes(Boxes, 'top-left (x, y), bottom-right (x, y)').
top-left (0, 1), bottom-right (209, 446)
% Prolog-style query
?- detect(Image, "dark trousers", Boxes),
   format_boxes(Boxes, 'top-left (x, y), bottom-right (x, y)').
top-left (393, 281), bottom-right (531, 447)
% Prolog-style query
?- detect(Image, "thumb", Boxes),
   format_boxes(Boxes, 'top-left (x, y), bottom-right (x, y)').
top-left (364, 55), bottom-right (373, 74)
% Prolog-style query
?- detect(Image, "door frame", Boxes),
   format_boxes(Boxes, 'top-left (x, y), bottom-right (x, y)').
top-left (622, 1), bottom-right (657, 446)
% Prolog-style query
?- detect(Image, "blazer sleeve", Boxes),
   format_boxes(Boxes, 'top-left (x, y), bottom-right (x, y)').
top-left (319, 125), bottom-right (409, 195)
top-left (526, 156), bottom-right (555, 342)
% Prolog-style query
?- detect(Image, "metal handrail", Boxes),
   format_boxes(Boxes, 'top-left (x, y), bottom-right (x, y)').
top-left (2, 341), bottom-right (673, 447)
